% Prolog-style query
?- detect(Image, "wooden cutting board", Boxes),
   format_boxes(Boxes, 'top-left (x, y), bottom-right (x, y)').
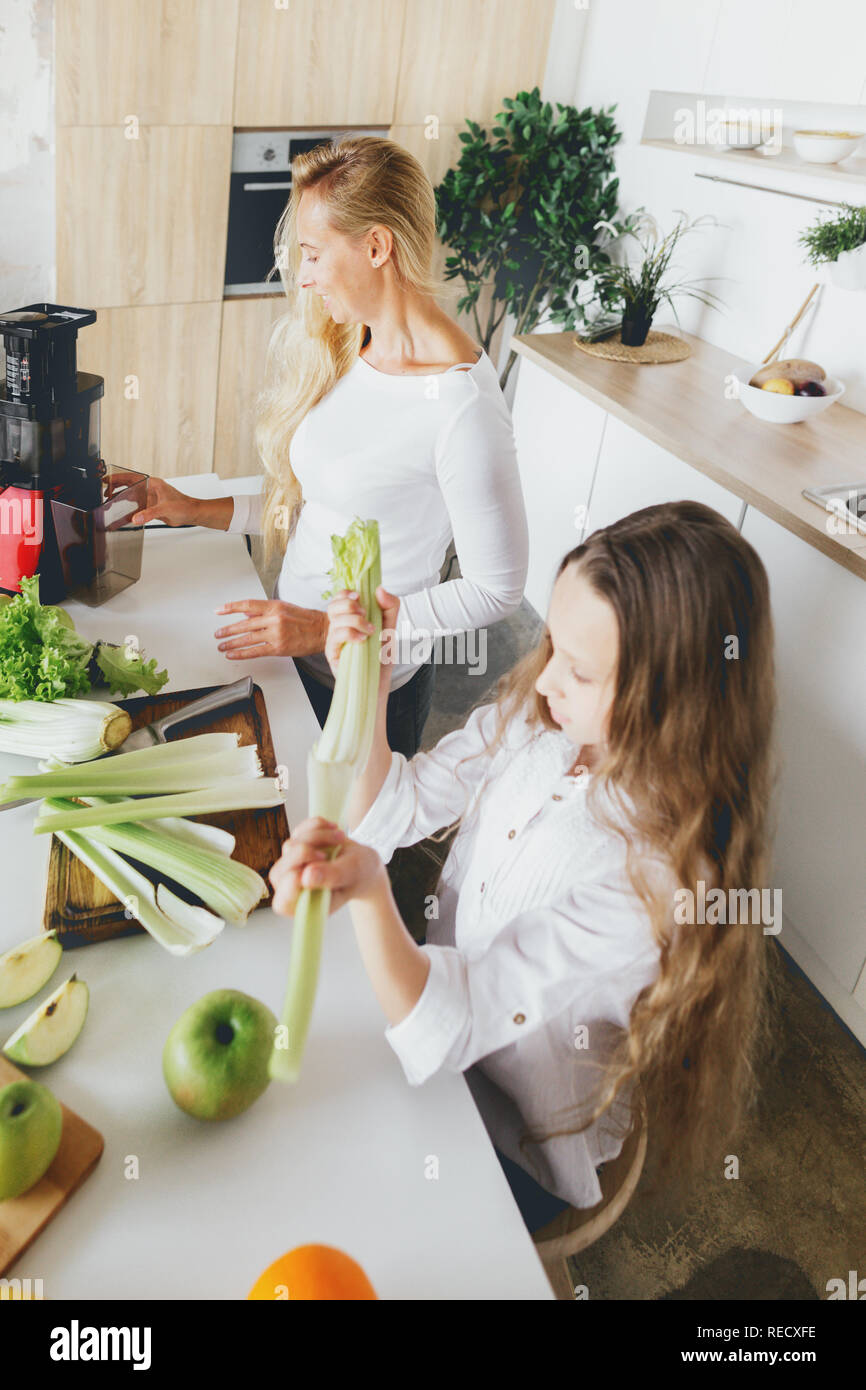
top-left (0, 1055), bottom-right (104, 1278)
top-left (43, 683), bottom-right (290, 948)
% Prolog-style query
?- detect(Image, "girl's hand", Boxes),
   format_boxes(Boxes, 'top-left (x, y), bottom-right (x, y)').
top-left (131, 477), bottom-right (202, 527)
top-left (269, 817), bottom-right (387, 914)
top-left (324, 584), bottom-right (401, 687)
top-left (214, 599), bottom-right (325, 659)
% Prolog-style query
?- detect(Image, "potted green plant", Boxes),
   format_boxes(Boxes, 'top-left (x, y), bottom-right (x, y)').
top-left (799, 204), bottom-right (866, 291)
top-left (435, 87), bottom-right (639, 388)
top-left (584, 212), bottom-right (724, 347)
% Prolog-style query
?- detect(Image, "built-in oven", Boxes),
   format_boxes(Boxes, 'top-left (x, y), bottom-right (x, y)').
top-left (224, 128), bottom-right (386, 296)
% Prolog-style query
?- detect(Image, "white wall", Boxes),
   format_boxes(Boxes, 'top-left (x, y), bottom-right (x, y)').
top-left (561, 0), bottom-right (866, 413)
top-left (0, 0), bottom-right (55, 309)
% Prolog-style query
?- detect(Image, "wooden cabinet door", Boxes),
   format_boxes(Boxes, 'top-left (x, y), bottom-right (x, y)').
top-left (214, 297), bottom-right (292, 480)
top-left (234, 0), bottom-right (404, 127)
top-left (57, 126), bottom-right (232, 307)
top-left (75, 304), bottom-right (222, 480)
top-left (511, 357), bottom-right (607, 617)
top-left (741, 506), bottom-right (866, 995)
top-left (56, 0), bottom-right (240, 125)
top-left (395, 0), bottom-right (555, 124)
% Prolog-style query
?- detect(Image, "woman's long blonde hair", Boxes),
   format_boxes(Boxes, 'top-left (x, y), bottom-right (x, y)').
top-left (455, 500), bottom-right (783, 1186)
top-left (254, 136), bottom-right (449, 566)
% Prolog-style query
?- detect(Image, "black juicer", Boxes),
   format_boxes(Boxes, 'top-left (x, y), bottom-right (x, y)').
top-left (0, 303), bottom-right (112, 604)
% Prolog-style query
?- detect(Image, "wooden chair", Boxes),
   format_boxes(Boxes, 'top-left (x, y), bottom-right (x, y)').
top-left (532, 1083), bottom-right (648, 1300)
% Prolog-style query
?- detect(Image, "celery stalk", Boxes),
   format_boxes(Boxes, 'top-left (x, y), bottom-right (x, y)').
top-left (2, 745), bottom-right (261, 800)
top-left (56, 828), bottom-right (224, 955)
top-left (45, 799), bottom-right (267, 924)
top-left (269, 518), bottom-right (382, 1083)
top-left (33, 776), bottom-right (284, 833)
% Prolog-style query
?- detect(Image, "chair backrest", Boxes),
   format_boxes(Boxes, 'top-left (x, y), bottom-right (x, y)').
top-left (532, 1082), bottom-right (648, 1259)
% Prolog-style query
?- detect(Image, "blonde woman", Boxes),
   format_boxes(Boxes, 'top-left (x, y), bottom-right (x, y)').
top-left (269, 501), bottom-right (781, 1231)
top-left (132, 136), bottom-right (528, 756)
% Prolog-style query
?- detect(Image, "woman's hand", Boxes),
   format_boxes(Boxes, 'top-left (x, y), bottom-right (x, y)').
top-left (324, 584), bottom-right (401, 687)
top-left (214, 599), bottom-right (326, 659)
top-left (130, 477), bottom-right (205, 528)
top-left (269, 817), bottom-right (387, 915)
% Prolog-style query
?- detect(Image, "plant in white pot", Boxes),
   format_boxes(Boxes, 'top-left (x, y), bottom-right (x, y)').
top-left (799, 204), bottom-right (866, 291)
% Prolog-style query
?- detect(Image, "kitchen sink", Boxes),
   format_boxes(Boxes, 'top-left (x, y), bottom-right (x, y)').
top-left (803, 482), bottom-right (866, 537)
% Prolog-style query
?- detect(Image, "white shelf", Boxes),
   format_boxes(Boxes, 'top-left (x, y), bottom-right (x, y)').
top-left (640, 90), bottom-right (866, 201)
top-left (641, 137), bottom-right (866, 191)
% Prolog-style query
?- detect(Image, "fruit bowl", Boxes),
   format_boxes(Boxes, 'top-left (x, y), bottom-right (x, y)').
top-left (734, 371), bottom-right (845, 423)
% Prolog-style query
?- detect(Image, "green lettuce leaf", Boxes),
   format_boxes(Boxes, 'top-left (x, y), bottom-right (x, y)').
top-left (0, 576), bottom-right (93, 700)
top-left (0, 575), bottom-right (169, 701)
top-left (93, 642), bottom-right (169, 698)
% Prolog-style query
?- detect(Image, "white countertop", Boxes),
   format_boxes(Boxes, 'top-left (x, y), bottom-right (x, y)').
top-left (0, 512), bottom-right (553, 1300)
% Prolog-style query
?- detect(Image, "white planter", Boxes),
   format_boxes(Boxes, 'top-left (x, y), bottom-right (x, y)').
top-left (827, 241), bottom-right (866, 291)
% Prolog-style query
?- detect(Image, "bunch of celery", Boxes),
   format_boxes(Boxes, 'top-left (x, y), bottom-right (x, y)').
top-left (0, 731), bottom-right (280, 956)
top-left (269, 517), bottom-right (382, 1083)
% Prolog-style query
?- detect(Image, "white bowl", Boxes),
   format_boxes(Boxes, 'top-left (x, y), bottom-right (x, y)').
top-left (719, 121), bottom-right (774, 150)
top-left (793, 130), bottom-right (863, 164)
top-left (735, 371), bottom-right (845, 424)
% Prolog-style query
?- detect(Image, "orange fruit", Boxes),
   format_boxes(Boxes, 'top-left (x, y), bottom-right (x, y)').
top-left (247, 1244), bottom-right (378, 1300)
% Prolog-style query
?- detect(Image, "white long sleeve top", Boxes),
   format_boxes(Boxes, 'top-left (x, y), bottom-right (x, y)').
top-left (227, 347), bottom-right (529, 690)
top-left (350, 701), bottom-right (668, 1210)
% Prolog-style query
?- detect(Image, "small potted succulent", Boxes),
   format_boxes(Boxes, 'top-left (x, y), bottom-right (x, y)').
top-left (799, 204), bottom-right (866, 291)
top-left (582, 211), bottom-right (723, 346)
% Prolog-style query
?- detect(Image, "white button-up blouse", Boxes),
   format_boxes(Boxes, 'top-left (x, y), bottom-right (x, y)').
top-left (350, 700), bottom-right (668, 1210)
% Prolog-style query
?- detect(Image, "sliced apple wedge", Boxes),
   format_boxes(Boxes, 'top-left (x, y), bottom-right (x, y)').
top-left (2, 974), bottom-right (89, 1066)
top-left (0, 930), bottom-right (63, 1009)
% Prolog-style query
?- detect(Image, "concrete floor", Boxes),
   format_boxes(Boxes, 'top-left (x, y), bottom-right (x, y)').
top-left (257, 535), bottom-right (866, 1300)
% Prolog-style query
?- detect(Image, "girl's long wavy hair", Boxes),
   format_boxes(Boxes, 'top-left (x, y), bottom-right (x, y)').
top-left (254, 135), bottom-right (450, 566)
top-left (444, 500), bottom-right (783, 1186)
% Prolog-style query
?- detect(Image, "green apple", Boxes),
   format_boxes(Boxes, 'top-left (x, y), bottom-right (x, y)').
top-left (163, 988), bottom-right (277, 1121)
top-left (0, 1079), bottom-right (63, 1200)
top-left (2, 975), bottom-right (89, 1066)
top-left (0, 931), bottom-right (63, 1009)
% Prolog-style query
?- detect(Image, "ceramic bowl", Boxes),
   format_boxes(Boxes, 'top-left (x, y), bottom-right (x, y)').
top-left (793, 130), bottom-right (863, 164)
top-left (735, 371), bottom-right (844, 423)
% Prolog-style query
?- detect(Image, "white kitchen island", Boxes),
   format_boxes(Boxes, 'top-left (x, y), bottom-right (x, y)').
top-left (0, 514), bottom-right (554, 1301)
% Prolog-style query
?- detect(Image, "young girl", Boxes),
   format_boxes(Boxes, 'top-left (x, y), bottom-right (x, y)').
top-left (269, 500), bottom-right (780, 1228)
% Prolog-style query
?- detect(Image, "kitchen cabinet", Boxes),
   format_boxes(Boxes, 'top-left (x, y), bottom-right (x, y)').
top-left (511, 359), bottom-right (746, 619)
top-left (703, 0), bottom-right (866, 105)
top-left (233, 0), bottom-right (405, 127)
top-left (57, 126), bottom-right (232, 308)
top-left (739, 507), bottom-right (866, 998)
top-left (511, 356), bottom-right (607, 617)
top-left (585, 413), bottom-right (745, 534)
top-left (214, 297), bottom-right (290, 480)
top-left (394, 0), bottom-right (556, 124)
top-left (75, 303), bottom-right (222, 480)
top-left (56, 0), bottom-right (240, 126)
top-left (640, 0), bottom-right (722, 96)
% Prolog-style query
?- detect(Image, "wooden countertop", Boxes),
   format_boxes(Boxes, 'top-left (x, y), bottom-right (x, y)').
top-left (511, 329), bottom-right (866, 582)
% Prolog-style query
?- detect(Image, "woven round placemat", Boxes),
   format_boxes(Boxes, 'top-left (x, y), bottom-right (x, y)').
top-left (573, 330), bottom-right (691, 364)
